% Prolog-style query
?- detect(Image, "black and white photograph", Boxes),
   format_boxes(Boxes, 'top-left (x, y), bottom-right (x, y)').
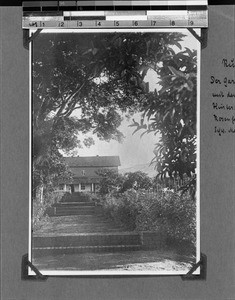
top-left (29, 28), bottom-right (200, 275)
top-left (3, 3), bottom-right (235, 299)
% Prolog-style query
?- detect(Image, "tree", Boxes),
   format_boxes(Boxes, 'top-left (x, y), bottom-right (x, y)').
top-left (130, 47), bottom-right (197, 195)
top-left (97, 170), bottom-right (152, 195)
top-left (121, 171), bottom-right (152, 192)
top-left (32, 32), bottom-right (197, 194)
top-left (96, 169), bottom-right (124, 195)
top-left (32, 32), bottom-right (185, 157)
top-left (32, 146), bottom-right (73, 199)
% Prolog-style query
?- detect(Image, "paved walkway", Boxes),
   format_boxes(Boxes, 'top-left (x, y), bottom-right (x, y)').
top-left (33, 249), bottom-right (193, 272)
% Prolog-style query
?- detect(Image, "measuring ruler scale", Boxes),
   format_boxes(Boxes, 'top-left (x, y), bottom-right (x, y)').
top-left (22, 1), bottom-right (208, 28)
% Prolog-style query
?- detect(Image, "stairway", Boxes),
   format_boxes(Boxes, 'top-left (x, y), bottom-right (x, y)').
top-left (54, 202), bottom-right (96, 216)
top-left (33, 232), bottom-right (142, 256)
top-left (60, 192), bottom-right (91, 203)
top-left (33, 193), bottom-right (164, 257)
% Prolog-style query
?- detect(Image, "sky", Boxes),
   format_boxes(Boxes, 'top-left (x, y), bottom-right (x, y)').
top-left (72, 69), bottom-right (160, 170)
top-left (65, 30), bottom-right (199, 170)
top-left (75, 113), bottom-right (160, 170)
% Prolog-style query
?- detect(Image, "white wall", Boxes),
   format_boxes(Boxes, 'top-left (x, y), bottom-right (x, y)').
top-left (73, 184), bottom-right (92, 192)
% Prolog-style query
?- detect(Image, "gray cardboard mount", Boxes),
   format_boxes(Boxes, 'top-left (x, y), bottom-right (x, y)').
top-left (1, 5), bottom-right (234, 300)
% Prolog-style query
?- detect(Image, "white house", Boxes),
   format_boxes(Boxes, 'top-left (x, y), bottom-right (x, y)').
top-left (58, 155), bottom-right (121, 193)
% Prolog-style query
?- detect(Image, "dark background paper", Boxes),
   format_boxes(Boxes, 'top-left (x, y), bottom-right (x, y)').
top-left (1, 5), bottom-right (234, 300)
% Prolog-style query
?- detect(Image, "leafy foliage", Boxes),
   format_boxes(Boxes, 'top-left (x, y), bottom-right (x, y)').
top-left (33, 191), bottom-right (65, 230)
top-left (32, 146), bottom-right (72, 195)
top-left (96, 169), bottom-right (125, 195)
top-left (102, 189), bottom-right (196, 245)
top-left (97, 169), bottom-right (153, 195)
top-left (130, 47), bottom-right (197, 184)
top-left (32, 31), bottom-right (197, 196)
top-left (121, 171), bottom-right (152, 192)
top-left (33, 32), bottom-right (185, 154)
top-left (102, 189), bottom-right (141, 230)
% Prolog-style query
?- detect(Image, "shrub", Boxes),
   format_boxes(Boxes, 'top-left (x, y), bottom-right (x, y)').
top-left (97, 169), bottom-right (153, 195)
top-left (97, 169), bottom-right (124, 195)
top-left (32, 199), bottom-right (50, 231)
top-left (121, 172), bottom-right (152, 192)
top-left (32, 191), bottom-right (65, 230)
top-left (90, 193), bottom-right (102, 205)
top-left (102, 189), bottom-right (142, 230)
top-left (101, 189), bottom-right (196, 245)
top-left (150, 190), bottom-right (196, 245)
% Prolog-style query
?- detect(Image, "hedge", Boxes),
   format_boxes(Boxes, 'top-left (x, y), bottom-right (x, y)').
top-left (101, 189), bottom-right (196, 246)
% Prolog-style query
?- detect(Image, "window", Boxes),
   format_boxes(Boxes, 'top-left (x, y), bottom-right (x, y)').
top-left (59, 184), bottom-right (64, 190)
top-left (81, 184), bottom-right (85, 190)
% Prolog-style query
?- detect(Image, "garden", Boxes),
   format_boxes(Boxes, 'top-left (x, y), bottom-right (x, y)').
top-left (31, 31), bottom-right (199, 265)
top-left (33, 168), bottom-right (196, 258)
top-left (96, 170), bottom-right (196, 253)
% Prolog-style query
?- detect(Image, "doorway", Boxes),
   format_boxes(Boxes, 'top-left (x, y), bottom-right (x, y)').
top-left (70, 184), bottom-right (74, 193)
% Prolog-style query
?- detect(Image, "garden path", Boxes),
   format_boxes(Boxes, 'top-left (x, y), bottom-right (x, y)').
top-left (32, 192), bottom-right (193, 272)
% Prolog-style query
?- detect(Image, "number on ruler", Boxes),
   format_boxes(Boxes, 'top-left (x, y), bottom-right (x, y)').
top-left (29, 22), bottom-right (38, 27)
top-left (132, 21), bottom-right (139, 26)
top-left (114, 21), bottom-right (119, 26)
top-left (77, 21), bottom-right (83, 27)
top-left (96, 21), bottom-right (102, 26)
top-left (188, 20), bottom-right (194, 26)
top-left (151, 20), bottom-right (157, 26)
top-left (59, 21), bottom-right (64, 27)
top-left (170, 20), bottom-right (175, 26)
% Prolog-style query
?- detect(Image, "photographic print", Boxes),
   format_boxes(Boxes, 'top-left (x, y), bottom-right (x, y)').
top-left (29, 28), bottom-right (200, 275)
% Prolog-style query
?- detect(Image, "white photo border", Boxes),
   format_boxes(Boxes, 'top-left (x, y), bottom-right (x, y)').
top-left (28, 28), bottom-right (201, 276)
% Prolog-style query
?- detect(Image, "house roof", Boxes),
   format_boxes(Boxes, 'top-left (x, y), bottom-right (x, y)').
top-left (64, 156), bottom-right (121, 167)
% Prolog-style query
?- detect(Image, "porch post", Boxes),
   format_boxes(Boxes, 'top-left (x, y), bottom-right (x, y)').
top-left (36, 185), bottom-right (44, 204)
top-left (40, 185), bottom-right (43, 203)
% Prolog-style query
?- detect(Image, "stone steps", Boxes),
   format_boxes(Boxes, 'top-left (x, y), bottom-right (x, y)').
top-left (32, 231), bottom-right (166, 256)
top-left (33, 232), bottom-right (142, 247)
top-left (34, 213), bottom-right (126, 234)
top-left (33, 196), bottom-right (166, 257)
top-left (34, 191), bottom-right (144, 256)
top-left (61, 192), bottom-right (91, 203)
top-left (33, 232), bottom-right (143, 255)
top-left (57, 202), bottom-right (95, 206)
top-left (33, 244), bottom-right (142, 256)
top-left (51, 214), bottom-right (106, 222)
top-left (52, 201), bottom-right (97, 216)
top-left (54, 206), bottom-right (95, 216)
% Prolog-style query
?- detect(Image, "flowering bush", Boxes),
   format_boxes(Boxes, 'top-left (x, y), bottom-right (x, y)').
top-left (102, 189), bottom-right (141, 230)
top-left (32, 191), bottom-right (65, 230)
top-left (32, 200), bottom-right (50, 231)
top-left (101, 189), bottom-right (196, 245)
